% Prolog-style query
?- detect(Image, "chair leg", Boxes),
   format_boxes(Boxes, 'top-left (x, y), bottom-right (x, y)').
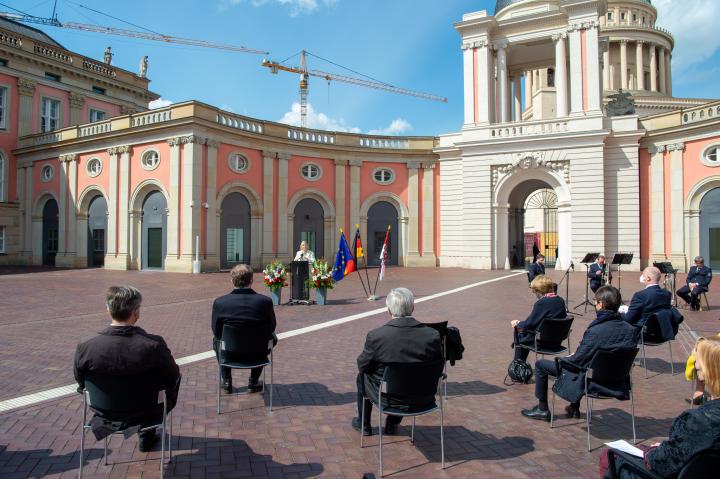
top-left (169, 412), bottom-right (173, 461)
top-left (379, 407), bottom-right (384, 478)
top-left (269, 357), bottom-right (274, 412)
top-left (550, 390), bottom-right (556, 428)
top-left (104, 436), bottom-right (108, 465)
top-left (411, 416), bottom-right (415, 443)
top-left (641, 340), bottom-right (648, 379)
top-left (586, 394), bottom-right (592, 452)
top-left (630, 389), bottom-right (637, 444)
top-left (217, 367), bottom-right (221, 415)
top-left (669, 341), bottom-right (674, 376)
top-left (79, 424), bottom-right (86, 479)
top-left (440, 393), bottom-right (445, 470)
top-left (360, 398), bottom-right (366, 448)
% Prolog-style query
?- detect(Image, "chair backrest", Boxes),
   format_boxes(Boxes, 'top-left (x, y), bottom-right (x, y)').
top-left (221, 322), bottom-right (272, 357)
top-left (587, 348), bottom-right (639, 384)
top-left (537, 316), bottom-right (574, 344)
top-left (381, 360), bottom-right (445, 400)
top-left (85, 372), bottom-right (163, 413)
top-left (678, 450), bottom-right (720, 478)
top-left (424, 321), bottom-right (449, 338)
top-left (643, 313), bottom-right (665, 338)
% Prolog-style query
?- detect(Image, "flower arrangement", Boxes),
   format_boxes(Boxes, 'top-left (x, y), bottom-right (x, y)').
top-left (309, 258), bottom-right (334, 289)
top-left (263, 260), bottom-right (288, 291)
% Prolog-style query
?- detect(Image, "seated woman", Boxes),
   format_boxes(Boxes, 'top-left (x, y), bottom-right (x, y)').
top-left (511, 275), bottom-right (567, 363)
top-left (685, 333), bottom-right (720, 405)
top-left (293, 240), bottom-right (315, 262)
top-left (601, 336), bottom-right (720, 478)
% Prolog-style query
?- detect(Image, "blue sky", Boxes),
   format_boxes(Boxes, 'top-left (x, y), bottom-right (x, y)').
top-left (7, 0), bottom-right (720, 136)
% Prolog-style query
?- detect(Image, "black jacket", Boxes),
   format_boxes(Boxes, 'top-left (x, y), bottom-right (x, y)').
top-left (211, 288), bottom-right (276, 341)
top-left (623, 285), bottom-right (672, 327)
top-left (517, 295), bottom-right (567, 334)
top-left (589, 263), bottom-right (611, 289)
top-left (567, 310), bottom-right (638, 369)
top-left (357, 316), bottom-right (442, 407)
top-left (528, 262), bottom-right (545, 283)
top-left (687, 265), bottom-right (713, 290)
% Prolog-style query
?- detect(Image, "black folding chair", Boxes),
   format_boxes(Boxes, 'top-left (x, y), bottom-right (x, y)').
top-left (217, 323), bottom-right (274, 414)
top-left (360, 360), bottom-right (446, 478)
top-left (607, 448), bottom-right (720, 479)
top-left (640, 313), bottom-right (676, 378)
top-left (79, 373), bottom-right (172, 478)
top-left (517, 316), bottom-right (574, 363)
top-left (425, 321), bottom-right (449, 398)
top-left (551, 348), bottom-right (638, 451)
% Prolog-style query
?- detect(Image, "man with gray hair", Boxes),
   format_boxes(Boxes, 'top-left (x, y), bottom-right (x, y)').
top-left (623, 266), bottom-right (672, 327)
top-left (677, 256), bottom-right (713, 311)
top-left (74, 285), bottom-right (181, 452)
top-left (353, 287), bottom-right (442, 436)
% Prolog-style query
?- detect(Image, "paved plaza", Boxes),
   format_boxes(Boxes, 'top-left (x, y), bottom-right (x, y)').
top-left (0, 266), bottom-right (718, 478)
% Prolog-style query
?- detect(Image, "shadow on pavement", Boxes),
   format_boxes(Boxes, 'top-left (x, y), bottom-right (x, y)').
top-left (261, 382), bottom-right (356, 407)
top-left (445, 379), bottom-right (506, 396)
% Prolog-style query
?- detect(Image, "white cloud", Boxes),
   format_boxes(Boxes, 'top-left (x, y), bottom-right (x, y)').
top-left (149, 98), bottom-right (173, 109)
top-left (368, 118), bottom-right (413, 136)
top-left (279, 102), bottom-right (360, 132)
top-left (220, 0), bottom-right (338, 16)
top-left (654, 0), bottom-right (720, 72)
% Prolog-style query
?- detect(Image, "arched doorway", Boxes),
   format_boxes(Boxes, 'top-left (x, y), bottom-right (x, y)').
top-left (87, 195), bottom-right (108, 267)
top-left (293, 198), bottom-right (324, 258)
top-left (141, 191), bottom-right (167, 270)
top-left (522, 189), bottom-right (558, 268)
top-left (367, 201), bottom-right (399, 266)
top-left (700, 187), bottom-right (720, 270)
top-left (42, 198), bottom-right (59, 266)
top-left (220, 192), bottom-right (251, 269)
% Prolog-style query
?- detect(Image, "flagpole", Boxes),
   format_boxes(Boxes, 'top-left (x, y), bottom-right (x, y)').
top-left (358, 224), bottom-right (376, 300)
top-left (372, 225), bottom-right (390, 296)
top-left (345, 228), bottom-right (369, 297)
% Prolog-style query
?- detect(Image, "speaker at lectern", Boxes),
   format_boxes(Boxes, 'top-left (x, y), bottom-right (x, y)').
top-left (290, 260), bottom-right (310, 302)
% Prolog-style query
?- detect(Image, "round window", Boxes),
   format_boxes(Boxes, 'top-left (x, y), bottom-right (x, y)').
top-left (300, 163), bottom-right (321, 181)
top-left (228, 153), bottom-right (249, 173)
top-left (86, 157), bottom-right (102, 177)
top-left (704, 146), bottom-right (720, 165)
top-left (373, 168), bottom-right (395, 185)
top-left (141, 149), bottom-right (160, 170)
top-left (41, 164), bottom-right (54, 182)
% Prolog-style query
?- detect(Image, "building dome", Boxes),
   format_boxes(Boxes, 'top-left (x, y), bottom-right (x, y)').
top-left (496, 0), bottom-right (652, 15)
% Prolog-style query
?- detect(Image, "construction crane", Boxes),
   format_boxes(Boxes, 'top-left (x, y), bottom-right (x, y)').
top-left (262, 50), bottom-right (447, 129)
top-left (0, 5), bottom-right (268, 55)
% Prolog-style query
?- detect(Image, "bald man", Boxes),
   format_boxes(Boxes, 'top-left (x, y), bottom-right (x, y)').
top-left (623, 266), bottom-right (672, 327)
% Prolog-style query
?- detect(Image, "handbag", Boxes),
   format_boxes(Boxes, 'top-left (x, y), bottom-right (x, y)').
top-left (505, 359), bottom-right (533, 385)
top-left (552, 366), bottom-right (585, 404)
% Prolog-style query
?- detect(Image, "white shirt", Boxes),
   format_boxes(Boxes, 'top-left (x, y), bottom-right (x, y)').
top-left (293, 250), bottom-right (315, 262)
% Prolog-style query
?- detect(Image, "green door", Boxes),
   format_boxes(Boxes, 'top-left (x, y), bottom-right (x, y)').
top-left (147, 228), bottom-right (163, 269)
top-left (711, 228), bottom-right (720, 270)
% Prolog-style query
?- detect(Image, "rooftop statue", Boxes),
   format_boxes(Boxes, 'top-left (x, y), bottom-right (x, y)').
top-left (605, 89), bottom-right (636, 116)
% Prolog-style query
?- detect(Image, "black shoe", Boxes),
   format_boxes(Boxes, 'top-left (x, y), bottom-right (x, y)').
top-left (384, 420), bottom-right (398, 436)
top-left (222, 379), bottom-right (232, 394)
top-left (521, 405), bottom-right (550, 421)
top-left (138, 431), bottom-right (160, 453)
top-left (565, 404), bottom-right (581, 419)
top-left (247, 380), bottom-right (263, 393)
top-left (686, 395), bottom-right (707, 406)
top-left (352, 417), bottom-right (373, 436)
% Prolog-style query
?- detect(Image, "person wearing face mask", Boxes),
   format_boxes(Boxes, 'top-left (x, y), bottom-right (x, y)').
top-left (511, 275), bottom-right (567, 363)
top-left (521, 286), bottom-right (637, 422)
top-left (622, 266), bottom-right (672, 327)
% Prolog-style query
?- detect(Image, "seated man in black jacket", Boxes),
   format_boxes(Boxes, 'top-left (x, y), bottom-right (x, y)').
top-left (74, 285), bottom-right (181, 452)
top-left (353, 287), bottom-right (443, 436)
top-left (211, 264), bottom-right (277, 393)
top-left (521, 286), bottom-right (637, 421)
top-left (527, 254), bottom-right (546, 283)
top-left (677, 256), bottom-right (713, 311)
top-left (623, 266), bottom-right (672, 327)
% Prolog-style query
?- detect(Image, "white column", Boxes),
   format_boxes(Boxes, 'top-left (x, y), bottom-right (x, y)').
top-left (462, 43), bottom-right (474, 125)
top-left (512, 75), bottom-right (522, 121)
top-left (57, 158), bottom-right (67, 257)
top-left (116, 146), bottom-right (130, 267)
top-left (668, 143), bottom-right (686, 269)
top-left (650, 145), bottom-right (665, 261)
top-left (262, 151), bottom-right (275, 263)
top-left (666, 50), bottom-right (672, 96)
top-left (277, 153), bottom-right (289, 259)
top-left (105, 148), bottom-right (118, 262)
top-left (649, 45), bottom-right (658, 92)
top-left (16, 166), bottom-right (25, 257)
top-left (585, 22), bottom-right (601, 111)
top-left (524, 70), bottom-right (533, 112)
top-left (658, 46), bottom-right (667, 95)
top-left (496, 42), bottom-right (509, 123)
top-left (568, 26), bottom-right (583, 114)
top-left (636, 41), bottom-right (645, 91)
top-left (603, 46), bottom-right (611, 91)
top-left (17, 78), bottom-right (36, 137)
top-left (334, 159), bottom-right (347, 233)
top-left (65, 155), bottom-right (78, 262)
top-left (179, 136), bottom-right (203, 269)
top-left (407, 162), bottom-right (420, 260)
top-left (205, 140), bottom-right (219, 270)
top-left (166, 138), bottom-right (181, 261)
top-left (554, 33), bottom-right (568, 117)
top-left (349, 159), bottom-right (361, 233)
top-left (477, 41), bottom-right (494, 125)
top-left (620, 40), bottom-right (628, 90)
top-left (422, 163), bottom-right (435, 262)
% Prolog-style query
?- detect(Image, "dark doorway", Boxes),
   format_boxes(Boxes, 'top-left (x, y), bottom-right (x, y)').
top-left (87, 195), bottom-right (107, 267)
top-left (293, 198), bottom-right (324, 259)
top-left (701, 187), bottom-right (720, 271)
top-left (367, 201), bottom-right (399, 266)
top-left (42, 198), bottom-right (59, 266)
top-left (141, 191), bottom-right (167, 270)
top-left (220, 192), bottom-right (251, 269)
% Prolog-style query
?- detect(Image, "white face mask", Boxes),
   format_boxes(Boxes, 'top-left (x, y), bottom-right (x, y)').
top-left (639, 275), bottom-right (645, 284)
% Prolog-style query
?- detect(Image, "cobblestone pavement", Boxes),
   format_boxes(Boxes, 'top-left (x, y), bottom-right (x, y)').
top-left (0, 266), bottom-right (717, 478)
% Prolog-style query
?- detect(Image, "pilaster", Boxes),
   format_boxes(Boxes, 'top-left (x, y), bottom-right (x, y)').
top-left (55, 154), bottom-right (78, 267)
top-left (494, 41), bottom-right (508, 123)
top-left (668, 143), bottom-right (686, 270)
top-left (262, 150), bottom-right (275, 264)
top-left (17, 78), bottom-right (36, 137)
top-left (166, 137), bottom-right (181, 261)
top-left (406, 161), bottom-right (420, 261)
top-left (277, 153), bottom-right (290, 258)
top-left (69, 92), bottom-right (86, 126)
top-left (170, 135), bottom-right (203, 272)
top-left (649, 145), bottom-right (665, 263)
top-left (584, 21), bottom-right (601, 111)
top-left (205, 140), bottom-right (220, 271)
top-left (568, 25), bottom-right (583, 115)
top-left (553, 33), bottom-right (568, 117)
top-left (462, 43), bottom-right (475, 125)
top-left (420, 162), bottom-right (437, 266)
top-left (334, 159), bottom-right (347, 233)
top-left (476, 40), bottom-right (494, 125)
top-left (116, 146), bottom-right (131, 267)
top-left (23, 165), bottom-right (33, 260)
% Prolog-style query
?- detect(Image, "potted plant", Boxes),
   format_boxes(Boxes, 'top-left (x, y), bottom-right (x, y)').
top-left (309, 258), bottom-right (334, 305)
top-left (263, 259), bottom-right (287, 305)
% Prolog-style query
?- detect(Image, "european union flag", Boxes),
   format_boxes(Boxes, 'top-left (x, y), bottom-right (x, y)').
top-left (332, 232), bottom-right (356, 282)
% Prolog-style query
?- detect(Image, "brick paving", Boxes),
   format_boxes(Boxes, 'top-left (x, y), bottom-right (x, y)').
top-left (0, 266), bottom-right (717, 478)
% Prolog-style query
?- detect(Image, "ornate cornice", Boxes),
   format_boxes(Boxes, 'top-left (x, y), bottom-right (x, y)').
top-left (334, 159), bottom-right (348, 166)
top-left (58, 153), bottom-right (77, 163)
top-left (348, 159), bottom-right (363, 167)
top-left (180, 135), bottom-right (203, 145)
top-left (551, 32), bottom-right (567, 42)
top-left (491, 152), bottom-right (570, 188)
top-left (166, 137), bottom-right (182, 147)
top-left (205, 139), bottom-right (220, 148)
top-left (262, 150), bottom-right (276, 160)
top-left (667, 143), bottom-right (685, 152)
top-left (17, 77), bottom-right (36, 97)
top-left (492, 40), bottom-right (508, 51)
top-left (277, 153), bottom-right (291, 161)
top-left (406, 161), bottom-right (421, 170)
top-left (116, 145), bottom-right (130, 154)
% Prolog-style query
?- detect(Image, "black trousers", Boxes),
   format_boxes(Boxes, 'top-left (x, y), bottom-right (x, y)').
top-left (356, 374), bottom-right (402, 427)
top-left (677, 285), bottom-right (707, 308)
top-left (212, 339), bottom-right (264, 383)
top-left (513, 329), bottom-right (531, 362)
top-left (534, 359), bottom-right (580, 409)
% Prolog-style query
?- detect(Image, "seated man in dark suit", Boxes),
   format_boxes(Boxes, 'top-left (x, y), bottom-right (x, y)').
top-left (623, 266), bottom-right (672, 327)
top-left (212, 264), bottom-right (277, 393)
top-left (74, 285), bottom-right (181, 452)
top-left (528, 254), bottom-right (546, 283)
top-left (521, 285), bottom-right (637, 421)
top-left (588, 255), bottom-right (611, 293)
top-left (353, 287), bottom-right (443, 436)
top-left (677, 256), bottom-right (713, 311)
